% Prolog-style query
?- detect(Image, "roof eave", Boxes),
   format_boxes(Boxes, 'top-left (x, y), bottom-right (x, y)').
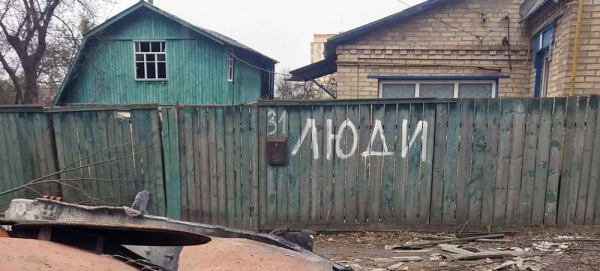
top-left (288, 57), bottom-right (337, 82)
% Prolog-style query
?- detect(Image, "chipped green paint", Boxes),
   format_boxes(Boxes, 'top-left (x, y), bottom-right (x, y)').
top-left (546, 191), bottom-right (557, 203)
top-left (550, 140), bottom-right (562, 151)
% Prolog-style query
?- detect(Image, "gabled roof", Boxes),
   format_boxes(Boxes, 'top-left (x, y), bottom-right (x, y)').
top-left (289, 0), bottom-right (449, 81)
top-left (54, 1), bottom-right (276, 105)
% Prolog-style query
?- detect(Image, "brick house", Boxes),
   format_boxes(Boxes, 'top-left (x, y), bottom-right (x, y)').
top-left (289, 0), bottom-right (596, 99)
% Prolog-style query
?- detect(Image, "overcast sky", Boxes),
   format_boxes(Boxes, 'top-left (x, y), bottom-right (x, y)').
top-left (107, 0), bottom-right (425, 71)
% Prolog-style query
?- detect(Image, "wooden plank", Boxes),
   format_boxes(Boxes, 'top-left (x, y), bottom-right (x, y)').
top-left (261, 222), bottom-right (529, 233)
top-left (287, 107), bottom-right (301, 223)
top-left (419, 104), bottom-right (435, 224)
top-left (519, 99), bottom-right (540, 225)
top-left (469, 99), bottom-right (488, 225)
top-left (31, 114), bottom-right (50, 196)
top-left (207, 108), bottom-right (219, 225)
top-left (249, 107), bottom-right (260, 231)
top-left (493, 99), bottom-right (514, 225)
top-left (443, 103), bottom-right (460, 224)
top-left (322, 106), bottom-right (336, 222)
top-left (0, 115), bottom-right (14, 205)
top-left (264, 107), bottom-right (277, 223)
top-left (224, 107), bottom-right (236, 227)
top-left (258, 107), bottom-right (269, 228)
top-left (241, 107), bottom-right (253, 229)
top-left (106, 111), bottom-right (124, 205)
top-left (587, 98), bottom-right (600, 225)
top-left (97, 111), bottom-right (114, 203)
top-left (568, 98), bottom-right (588, 225)
top-left (215, 108), bottom-right (227, 226)
top-left (67, 112), bottom-right (85, 203)
top-left (368, 105), bottom-right (385, 223)
top-left (406, 103), bottom-right (423, 223)
top-left (345, 105), bottom-right (360, 223)
top-left (393, 104), bottom-right (411, 223)
top-left (149, 110), bottom-right (166, 216)
top-left (456, 100), bottom-right (474, 224)
top-left (163, 108), bottom-right (182, 219)
top-left (198, 108), bottom-right (211, 224)
top-left (531, 99), bottom-right (553, 225)
top-left (17, 114), bottom-right (34, 198)
top-left (546, 98), bottom-right (566, 225)
top-left (297, 106), bottom-right (312, 222)
top-left (130, 111), bottom-right (148, 208)
top-left (233, 106), bottom-right (243, 228)
top-left (558, 97), bottom-right (578, 225)
top-left (579, 97), bottom-right (597, 225)
top-left (311, 106), bottom-right (324, 222)
top-left (119, 113), bottom-right (136, 204)
top-left (178, 109), bottom-right (189, 221)
top-left (277, 107), bottom-right (290, 222)
top-left (506, 99), bottom-right (527, 225)
top-left (381, 104), bottom-right (398, 222)
top-left (357, 104), bottom-right (372, 223)
top-left (332, 105), bottom-right (346, 223)
top-left (430, 103), bottom-right (448, 224)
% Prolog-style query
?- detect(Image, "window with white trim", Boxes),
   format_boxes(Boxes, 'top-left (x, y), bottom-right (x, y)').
top-left (227, 53), bottom-right (235, 82)
top-left (379, 80), bottom-right (496, 98)
top-left (134, 41), bottom-right (166, 80)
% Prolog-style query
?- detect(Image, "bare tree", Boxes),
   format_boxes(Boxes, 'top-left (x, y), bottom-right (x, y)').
top-left (0, 0), bottom-right (112, 104)
top-left (275, 68), bottom-right (337, 100)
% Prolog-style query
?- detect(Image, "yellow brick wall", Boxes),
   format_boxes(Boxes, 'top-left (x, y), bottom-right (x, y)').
top-left (335, 0), bottom-right (532, 99)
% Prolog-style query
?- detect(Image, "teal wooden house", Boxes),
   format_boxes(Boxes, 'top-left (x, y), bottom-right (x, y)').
top-left (54, 1), bottom-right (277, 105)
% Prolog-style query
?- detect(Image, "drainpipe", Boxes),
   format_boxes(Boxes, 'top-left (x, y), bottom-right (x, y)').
top-left (569, 0), bottom-right (584, 96)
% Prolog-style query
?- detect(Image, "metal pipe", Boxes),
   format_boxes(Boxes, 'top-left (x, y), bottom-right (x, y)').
top-left (569, 0), bottom-right (584, 96)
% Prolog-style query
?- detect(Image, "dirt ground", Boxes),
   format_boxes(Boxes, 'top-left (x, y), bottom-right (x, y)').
top-left (314, 229), bottom-right (600, 271)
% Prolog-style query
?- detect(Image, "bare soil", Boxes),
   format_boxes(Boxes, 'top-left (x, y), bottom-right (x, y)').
top-left (315, 230), bottom-right (600, 270)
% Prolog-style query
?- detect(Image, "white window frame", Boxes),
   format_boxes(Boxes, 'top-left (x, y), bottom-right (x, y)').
top-left (378, 80), bottom-right (497, 98)
top-left (227, 53), bottom-right (235, 82)
top-left (133, 40), bottom-right (167, 81)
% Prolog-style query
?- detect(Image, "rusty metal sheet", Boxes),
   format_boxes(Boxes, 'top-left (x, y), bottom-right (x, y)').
top-left (267, 137), bottom-right (288, 166)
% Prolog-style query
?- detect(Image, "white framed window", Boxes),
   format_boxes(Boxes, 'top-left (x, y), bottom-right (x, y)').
top-left (227, 53), bottom-right (235, 82)
top-left (134, 41), bottom-right (167, 80)
top-left (379, 80), bottom-right (497, 98)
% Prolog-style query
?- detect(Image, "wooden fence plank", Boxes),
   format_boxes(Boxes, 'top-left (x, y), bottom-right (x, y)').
top-left (332, 105), bottom-right (346, 223)
top-left (494, 99), bottom-right (514, 225)
top-left (298, 107), bottom-right (312, 222)
top-left (224, 107), bottom-right (236, 227)
top-left (322, 106), bottom-right (335, 222)
top-left (163, 108), bottom-right (181, 219)
top-left (406, 103), bottom-right (422, 223)
top-left (469, 99), bottom-right (488, 225)
top-left (0, 116), bottom-right (14, 206)
top-left (249, 107), bottom-right (260, 231)
top-left (558, 97), bottom-right (578, 225)
top-left (311, 106), bottom-right (324, 222)
top-left (457, 100), bottom-right (474, 224)
top-left (392, 104), bottom-right (408, 223)
top-left (531, 99), bottom-right (553, 225)
top-left (120, 114), bottom-right (136, 203)
top-left (586, 98), bottom-right (600, 225)
top-left (431, 103), bottom-right (448, 224)
top-left (197, 108), bottom-right (211, 224)
top-left (345, 105), bottom-right (360, 223)
top-left (357, 104), bottom-right (372, 223)
top-left (507, 99), bottom-right (527, 224)
top-left (368, 105), bottom-right (385, 223)
top-left (189, 108), bottom-right (201, 222)
top-left (264, 107), bottom-right (276, 223)
top-left (567, 98), bottom-right (588, 224)
top-left (580, 97), bottom-right (597, 225)
top-left (277, 107), bottom-right (290, 222)
top-left (180, 109), bottom-right (193, 221)
top-left (148, 110), bottom-right (166, 216)
top-left (258, 107), bottom-right (269, 228)
top-left (207, 109), bottom-right (219, 225)
top-left (482, 99), bottom-right (500, 225)
top-left (215, 108), bottom-right (227, 226)
top-left (546, 98), bottom-right (566, 225)
top-left (443, 103), bottom-right (460, 224)
top-left (287, 107), bottom-right (301, 223)
top-left (381, 104), bottom-right (398, 222)
top-left (520, 99), bottom-right (540, 225)
top-left (241, 107), bottom-right (252, 229)
top-left (419, 104), bottom-right (435, 224)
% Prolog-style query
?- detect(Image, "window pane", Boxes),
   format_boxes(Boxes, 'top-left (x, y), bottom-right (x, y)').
top-left (157, 63), bottom-right (167, 79)
top-left (146, 63), bottom-right (156, 79)
top-left (458, 83), bottom-right (493, 98)
top-left (151, 42), bottom-right (161, 52)
top-left (136, 62), bottom-right (145, 79)
top-left (135, 42), bottom-right (140, 52)
top-left (420, 84), bottom-right (454, 98)
top-left (135, 54), bottom-right (144, 61)
top-left (161, 42), bottom-right (166, 52)
top-left (157, 54), bottom-right (166, 61)
top-left (140, 42), bottom-right (150, 52)
top-left (381, 84), bottom-right (416, 98)
top-left (146, 54), bottom-right (155, 61)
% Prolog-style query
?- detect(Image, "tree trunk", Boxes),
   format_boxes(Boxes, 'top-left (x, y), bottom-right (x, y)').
top-left (21, 60), bottom-right (39, 104)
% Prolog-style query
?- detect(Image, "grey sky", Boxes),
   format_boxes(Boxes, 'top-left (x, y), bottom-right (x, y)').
top-left (109, 0), bottom-right (425, 71)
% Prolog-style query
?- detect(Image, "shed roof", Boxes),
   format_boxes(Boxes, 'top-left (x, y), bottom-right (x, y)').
top-left (519, 0), bottom-right (552, 22)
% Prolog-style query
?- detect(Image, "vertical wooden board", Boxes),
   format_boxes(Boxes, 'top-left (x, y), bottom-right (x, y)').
top-left (297, 107), bottom-right (312, 222)
top-left (41, 114), bottom-right (59, 196)
top-left (456, 100), bottom-right (474, 224)
top-left (419, 104), bottom-right (435, 224)
top-left (264, 107), bottom-right (277, 223)
top-left (119, 115), bottom-right (136, 203)
top-left (106, 111), bottom-right (124, 204)
top-left (322, 106), bottom-right (336, 222)
top-left (130, 111), bottom-right (147, 206)
top-left (241, 107), bottom-right (253, 229)
top-left (356, 104), bottom-right (372, 223)
top-left (531, 99), bottom-right (553, 225)
top-left (258, 107), bottom-right (270, 227)
top-left (368, 105), bottom-right (385, 223)
top-left (249, 107), bottom-right (260, 231)
top-left (430, 103), bottom-right (448, 224)
top-left (16, 114), bottom-right (33, 199)
top-left (493, 99), bottom-right (513, 225)
top-left (519, 99), bottom-right (540, 225)
top-left (163, 108), bottom-right (182, 219)
top-left (506, 99), bottom-right (527, 224)
top-left (381, 104), bottom-right (398, 222)
top-left (287, 107), bottom-right (301, 222)
top-left (8, 114), bottom-right (26, 199)
top-left (277, 107), bottom-right (290, 222)
top-left (580, 97), bottom-right (598, 225)
top-left (224, 107), bottom-right (236, 227)
top-left (0, 116), bottom-right (13, 205)
top-left (546, 98), bottom-right (566, 225)
top-left (311, 106), bottom-right (324, 222)
top-left (345, 105), bottom-right (360, 223)
top-left (215, 108), bottom-right (227, 226)
top-left (587, 98), bottom-right (600, 224)
top-left (197, 108), bottom-right (211, 224)
top-left (332, 105), bottom-right (346, 223)
top-left (557, 98), bottom-right (578, 225)
top-left (568, 98), bottom-right (588, 225)
top-left (149, 110), bottom-right (166, 216)
top-left (96, 111), bottom-right (114, 202)
top-left (406, 103), bottom-right (423, 223)
top-left (207, 108), bottom-right (219, 225)
top-left (178, 109), bottom-right (189, 221)
top-left (66, 113), bottom-right (85, 202)
top-left (393, 105), bottom-right (410, 223)
top-left (443, 103), bottom-right (460, 224)
top-left (31, 114), bottom-right (51, 195)
top-left (468, 99), bottom-right (488, 225)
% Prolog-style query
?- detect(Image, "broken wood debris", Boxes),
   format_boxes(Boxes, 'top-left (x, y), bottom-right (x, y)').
top-left (446, 251), bottom-right (528, 261)
top-left (387, 234), bottom-right (505, 250)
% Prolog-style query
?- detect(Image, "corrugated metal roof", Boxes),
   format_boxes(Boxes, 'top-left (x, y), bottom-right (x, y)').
top-left (520, 0), bottom-right (551, 21)
top-left (288, 57), bottom-right (337, 82)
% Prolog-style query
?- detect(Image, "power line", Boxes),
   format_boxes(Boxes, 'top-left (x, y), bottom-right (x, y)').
top-left (230, 53), bottom-right (290, 77)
